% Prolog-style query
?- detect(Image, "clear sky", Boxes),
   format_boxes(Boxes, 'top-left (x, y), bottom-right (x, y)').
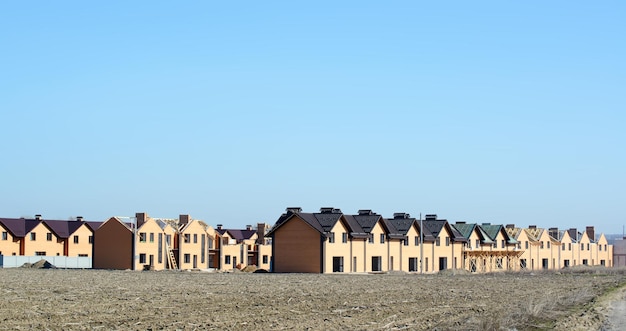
top-left (1, 2), bottom-right (624, 234)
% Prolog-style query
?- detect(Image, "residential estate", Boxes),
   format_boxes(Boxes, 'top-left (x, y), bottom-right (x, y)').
top-left (0, 208), bottom-right (615, 273)
top-left (266, 207), bottom-right (614, 273)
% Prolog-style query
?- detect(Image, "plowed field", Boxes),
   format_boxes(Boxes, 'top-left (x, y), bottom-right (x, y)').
top-left (0, 268), bottom-right (625, 330)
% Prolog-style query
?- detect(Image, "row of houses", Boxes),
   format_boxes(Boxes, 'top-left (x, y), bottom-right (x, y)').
top-left (0, 213), bottom-right (272, 271)
top-left (266, 207), bottom-right (614, 273)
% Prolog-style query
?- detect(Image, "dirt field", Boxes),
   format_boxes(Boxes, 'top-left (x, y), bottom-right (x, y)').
top-left (0, 267), bottom-right (625, 330)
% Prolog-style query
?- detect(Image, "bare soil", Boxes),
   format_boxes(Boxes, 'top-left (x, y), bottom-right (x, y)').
top-left (1, 267), bottom-right (625, 330)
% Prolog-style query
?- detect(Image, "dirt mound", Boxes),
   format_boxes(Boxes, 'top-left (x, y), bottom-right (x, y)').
top-left (241, 265), bottom-right (257, 273)
top-left (21, 259), bottom-right (56, 269)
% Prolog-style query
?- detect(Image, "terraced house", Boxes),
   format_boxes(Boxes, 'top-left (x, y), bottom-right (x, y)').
top-left (268, 207), bottom-right (614, 274)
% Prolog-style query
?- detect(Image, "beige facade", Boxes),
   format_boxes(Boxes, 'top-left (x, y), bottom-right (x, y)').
top-left (134, 217), bottom-right (168, 271)
top-left (67, 223), bottom-right (94, 257)
top-left (178, 219), bottom-right (210, 270)
top-left (24, 222), bottom-right (64, 256)
top-left (0, 224), bottom-right (20, 256)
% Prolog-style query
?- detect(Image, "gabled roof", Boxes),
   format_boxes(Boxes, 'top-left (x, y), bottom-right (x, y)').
top-left (380, 219), bottom-right (407, 239)
top-left (85, 222), bottom-right (103, 231)
top-left (0, 218), bottom-right (27, 237)
top-left (224, 229), bottom-right (256, 241)
top-left (43, 220), bottom-right (91, 239)
top-left (423, 218), bottom-right (466, 242)
top-left (452, 223), bottom-right (494, 244)
top-left (267, 208), bottom-right (372, 238)
top-left (480, 224), bottom-right (518, 244)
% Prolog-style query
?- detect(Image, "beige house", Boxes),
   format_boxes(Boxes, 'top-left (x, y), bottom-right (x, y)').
top-left (423, 215), bottom-right (466, 272)
top-left (0, 218), bottom-right (28, 256)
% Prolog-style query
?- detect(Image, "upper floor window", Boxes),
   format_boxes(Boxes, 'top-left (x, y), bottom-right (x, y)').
top-left (403, 236), bottom-right (409, 246)
top-left (435, 237), bottom-right (440, 246)
top-left (73, 235), bottom-right (79, 244)
top-left (184, 234), bottom-right (191, 243)
top-left (368, 234), bottom-right (374, 244)
top-left (193, 234), bottom-right (198, 244)
top-left (30, 233), bottom-right (36, 241)
top-left (149, 233), bottom-right (154, 243)
top-left (2, 231), bottom-right (7, 240)
top-left (501, 240), bottom-right (505, 248)
top-left (380, 234), bottom-right (385, 244)
top-left (46, 233), bottom-right (53, 241)
top-left (139, 233), bottom-right (146, 242)
top-left (414, 236), bottom-right (420, 246)
top-left (89, 236), bottom-right (93, 244)
top-left (328, 232), bottom-right (335, 243)
top-left (342, 233), bottom-right (348, 243)
top-left (445, 237), bottom-right (450, 246)
top-left (547, 241), bottom-right (550, 249)
top-left (476, 239), bottom-right (480, 248)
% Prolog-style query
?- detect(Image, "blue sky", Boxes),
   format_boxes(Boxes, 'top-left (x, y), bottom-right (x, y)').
top-left (1, 2), bottom-right (624, 234)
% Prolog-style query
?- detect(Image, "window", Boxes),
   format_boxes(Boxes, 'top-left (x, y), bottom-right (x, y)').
top-left (262, 255), bottom-right (268, 264)
top-left (501, 240), bottom-right (505, 248)
top-left (599, 245), bottom-right (602, 251)
top-left (587, 243), bottom-right (590, 251)
top-left (47, 233), bottom-right (52, 241)
top-left (568, 243), bottom-right (571, 251)
top-left (467, 241), bottom-right (472, 249)
top-left (409, 258), bottom-right (418, 272)
top-left (184, 234), bottom-right (190, 243)
top-left (35, 251), bottom-right (46, 256)
top-left (73, 235), bottom-right (79, 244)
top-left (193, 234), bottom-right (198, 244)
top-left (1, 232), bottom-right (7, 240)
top-left (496, 258), bottom-right (503, 269)
top-left (89, 236), bottom-right (93, 244)
top-left (476, 239), bottom-right (480, 248)
top-left (517, 242), bottom-right (521, 249)
top-left (540, 241), bottom-right (544, 249)
top-left (31, 233), bottom-right (36, 241)
top-left (184, 254), bottom-right (191, 264)
top-left (562, 243), bottom-right (565, 250)
top-left (149, 233), bottom-right (154, 243)
top-left (139, 254), bottom-right (146, 264)
top-left (225, 256), bottom-right (231, 264)
top-left (403, 236), bottom-right (409, 246)
top-left (445, 237), bottom-right (450, 246)
top-left (582, 259), bottom-right (588, 266)
top-left (581, 243), bottom-right (584, 250)
top-left (342, 233), bottom-right (348, 243)
top-left (435, 237), bottom-right (440, 246)
top-left (547, 241), bottom-right (550, 249)
top-left (525, 241), bottom-right (528, 249)
top-left (492, 243), bottom-right (497, 249)
top-left (425, 258), bottom-right (429, 272)
top-left (520, 259), bottom-right (527, 269)
top-left (328, 232), bottom-right (335, 243)
top-left (368, 234), bottom-right (374, 244)
top-left (415, 236), bottom-right (420, 246)
top-left (78, 254), bottom-right (88, 257)
top-left (139, 233), bottom-right (146, 242)
top-left (380, 234), bottom-right (385, 244)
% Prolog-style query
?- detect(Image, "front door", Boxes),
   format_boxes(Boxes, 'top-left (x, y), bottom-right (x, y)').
top-left (439, 257), bottom-right (447, 271)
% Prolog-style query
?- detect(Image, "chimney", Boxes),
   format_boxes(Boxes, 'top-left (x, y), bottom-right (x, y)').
top-left (179, 214), bottom-right (190, 225)
top-left (425, 214), bottom-right (437, 220)
top-left (456, 221), bottom-right (466, 224)
top-left (286, 207), bottom-right (302, 214)
top-left (506, 224), bottom-right (515, 229)
top-left (332, 208), bottom-right (342, 214)
top-left (136, 212), bottom-right (147, 229)
top-left (76, 216), bottom-right (84, 222)
top-left (586, 226), bottom-right (595, 241)
top-left (529, 225), bottom-right (537, 229)
top-left (246, 224), bottom-right (252, 231)
top-left (358, 210), bottom-right (373, 215)
top-left (35, 214), bottom-right (42, 221)
top-left (568, 228), bottom-right (577, 241)
top-left (482, 223), bottom-right (491, 226)
top-left (393, 213), bottom-right (409, 219)
top-left (548, 227), bottom-right (559, 239)
top-left (256, 223), bottom-right (269, 244)
top-left (320, 207), bottom-right (334, 213)
top-left (217, 224), bottom-right (223, 230)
